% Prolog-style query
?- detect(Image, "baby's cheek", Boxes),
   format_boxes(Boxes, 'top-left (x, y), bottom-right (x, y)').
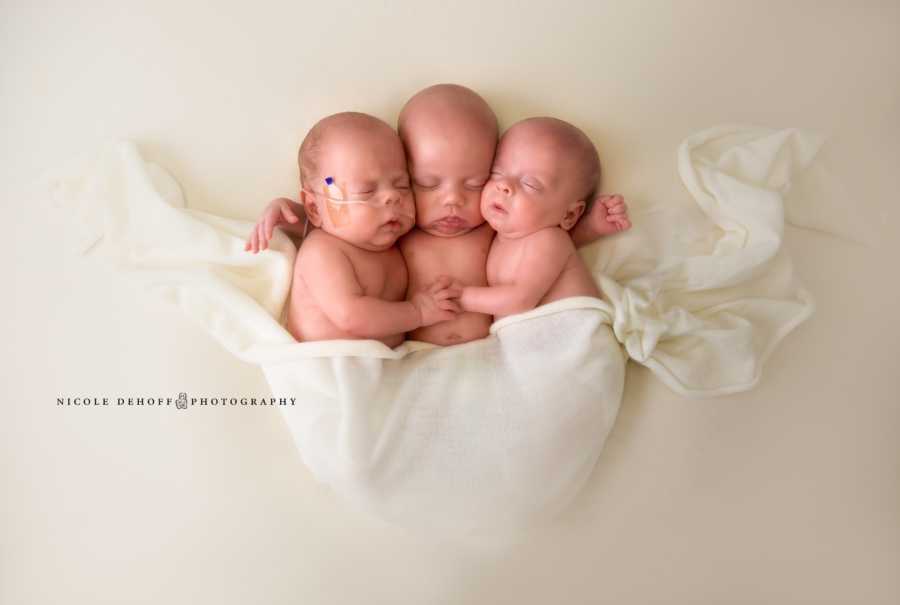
top-left (412, 191), bottom-right (435, 221)
top-left (467, 191), bottom-right (486, 217)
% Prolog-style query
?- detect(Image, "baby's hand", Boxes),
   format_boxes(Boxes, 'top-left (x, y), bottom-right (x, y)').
top-left (411, 275), bottom-right (463, 327)
top-left (245, 197), bottom-right (306, 253)
top-left (586, 194), bottom-right (631, 236)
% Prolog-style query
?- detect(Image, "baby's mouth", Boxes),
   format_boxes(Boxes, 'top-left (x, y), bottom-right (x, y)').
top-left (489, 202), bottom-right (507, 215)
top-left (430, 216), bottom-right (469, 234)
top-left (382, 218), bottom-right (402, 230)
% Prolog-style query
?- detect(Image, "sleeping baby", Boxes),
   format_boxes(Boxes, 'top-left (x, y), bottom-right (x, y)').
top-left (397, 84), bottom-right (631, 343)
top-left (393, 84), bottom-right (498, 345)
top-left (456, 117), bottom-right (612, 319)
top-left (247, 86), bottom-right (631, 344)
top-left (246, 84), bottom-right (499, 345)
top-left (283, 111), bottom-right (461, 347)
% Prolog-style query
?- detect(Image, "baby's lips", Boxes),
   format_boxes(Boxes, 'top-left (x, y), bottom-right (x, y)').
top-left (488, 200), bottom-right (507, 214)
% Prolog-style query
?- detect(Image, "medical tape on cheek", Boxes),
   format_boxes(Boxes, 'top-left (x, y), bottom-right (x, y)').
top-left (323, 177), bottom-right (352, 227)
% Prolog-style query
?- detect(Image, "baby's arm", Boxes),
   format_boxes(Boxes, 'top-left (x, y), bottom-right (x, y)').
top-left (246, 198), bottom-right (306, 253)
top-left (300, 240), bottom-right (460, 338)
top-left (570, 194), bottom-right (631, 248)
top-left (459, 229), bottom-right (572, 317)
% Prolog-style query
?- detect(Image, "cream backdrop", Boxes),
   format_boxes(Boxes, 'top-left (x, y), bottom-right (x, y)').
top-left (2, 1), bottom-right (898, 604)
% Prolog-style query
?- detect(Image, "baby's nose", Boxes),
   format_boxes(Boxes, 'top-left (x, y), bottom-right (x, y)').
top-left (382, 189), bottom-right (402, 206)
top-left (496, 180), bottom-right (511, 194)
top-left (443, 190), bottom-right (463, 207)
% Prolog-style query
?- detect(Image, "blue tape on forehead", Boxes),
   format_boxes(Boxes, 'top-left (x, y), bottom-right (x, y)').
top-left (325, 176), bottom-right (334, 185)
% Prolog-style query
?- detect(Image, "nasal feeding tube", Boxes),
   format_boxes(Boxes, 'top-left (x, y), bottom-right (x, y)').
top-left (304, 176), bottom-right (413, 236)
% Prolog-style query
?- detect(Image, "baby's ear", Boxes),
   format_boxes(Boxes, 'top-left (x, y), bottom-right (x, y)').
top-left (560, 199), bottom-right (586, 231)
top-left (300, 190), bottom-right (324, 227)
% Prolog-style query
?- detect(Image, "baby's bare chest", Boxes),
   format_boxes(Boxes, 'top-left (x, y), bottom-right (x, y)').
top-left (402, 229), bottom-right (492, 289)
top-left (344, 246), bottom-right (408, 301)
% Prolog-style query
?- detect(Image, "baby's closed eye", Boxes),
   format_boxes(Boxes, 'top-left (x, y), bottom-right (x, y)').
top-left (464, 176), bottom-right (489, 190)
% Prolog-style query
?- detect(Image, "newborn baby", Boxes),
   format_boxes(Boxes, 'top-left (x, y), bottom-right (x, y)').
top-left (247, 85), bottom-right (631, 345)
top-left (397, 84), bottom-right (631, 343)
top-left (285, 112), bottom-right (460, 346)
top-left (247, 84), bottom-right (498, 346)
top-left (457, 117), bottom-right (605, 319)
top-left (396, 84), bottom-right (498, 345)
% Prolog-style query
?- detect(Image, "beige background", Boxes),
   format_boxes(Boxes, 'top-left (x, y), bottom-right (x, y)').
top-left (2, 1), bottom-right (899, 603)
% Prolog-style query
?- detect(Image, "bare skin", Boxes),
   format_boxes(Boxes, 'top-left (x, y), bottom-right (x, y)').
top-left (289, 229), bottom-right (410, 346)
top-left (458, 117), bottom-right (607, 320)
top-left (397, 84), bottom-right (498, 345)
top-left (399, 223), bottom-right (494, 344)
top-left (245, 197), bottom-right (306, 252)
top-left (284, 112), bottom-right (460, 346)
top-left (396, 85), bottom-right (631, 343)
top-left (246, 86), bottom-right (632, 344)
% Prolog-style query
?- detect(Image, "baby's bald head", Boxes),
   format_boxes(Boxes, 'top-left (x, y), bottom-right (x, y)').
top-left (298, 112), bottom-right (399, 187)
top-left (504, 117), bottom-right (601, 206)
top-left (396, 84), bottom-right (498, 235)
top-left (398, 83), bottom-right (498, 146)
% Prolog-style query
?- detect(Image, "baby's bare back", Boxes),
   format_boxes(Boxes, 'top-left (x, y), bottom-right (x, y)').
top-left (286, 230), bottom-right (409, 347)
top-left (400, 223), bottom-right (494, 345)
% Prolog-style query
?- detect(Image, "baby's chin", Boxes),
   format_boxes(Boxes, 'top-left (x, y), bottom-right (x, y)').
top-left (325, 221), bottom-right (413, 251)
top-left (490, 225), bottom-right (523, 239)
top-left (370, 222), bottom-right (414, 249)
top-left (483, 212), bottom-right (511, 235)
top-left (485, 218), bottom-right (540, 239)
top-left (351, 234), bottom-right (404, 251)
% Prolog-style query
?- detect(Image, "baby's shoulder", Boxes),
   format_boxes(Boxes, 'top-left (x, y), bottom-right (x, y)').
top-left (296, 230), bottom-right (352, 267)
top-left (515, 228), bottom-right (575, 267)
top-left (299, 229), bottom-right (338, 253)
top-left (527, 226), bottom-right (575, 251)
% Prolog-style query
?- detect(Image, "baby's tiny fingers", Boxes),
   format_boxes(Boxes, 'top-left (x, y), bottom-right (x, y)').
top-left (439, 300), bottom-right (461, 313)
top-left (258, 223), bottom-right (268, 250)
top-left (434, 288), bottom-right (458, 301)
top-left (431, 275), bottom-right (452, 290)
top-left (263, 219), bottom-right (273, 242)
top-left (279, 201), bottom-right (299, 223)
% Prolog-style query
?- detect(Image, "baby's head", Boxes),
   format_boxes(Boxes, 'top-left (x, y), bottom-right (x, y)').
top-left (482, 117), bottom-right (600, 238)
top-left (398, 84), bottom-right (498, 237)
top-left (299, 112), bottom-right (415, 251)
